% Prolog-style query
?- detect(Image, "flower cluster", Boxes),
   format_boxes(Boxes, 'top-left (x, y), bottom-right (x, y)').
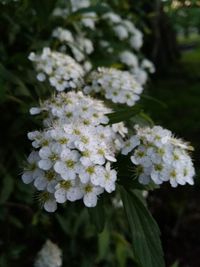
top-left (22, 92), bottom-right (125, 211)
top-left (122, 125), bottom-right (195, 187)
top-left (52, 27), bottom-right (93, 71)
top-left (53, 0), bottom-right (97, 29)
top-left (29, 91), bottom-right (111, 126)
top-left (51, 3), bottom-right (155, 87)
top-left (84, 67), bottom-right (143, 106)
top-left (102, 12), bottom-right (143, 50)
top-left (29, 47), bottom-right (85, 91)
top-left (119, 51), bottom-right (155, 85)
top-left (34, 240), bottom-right (62, 267)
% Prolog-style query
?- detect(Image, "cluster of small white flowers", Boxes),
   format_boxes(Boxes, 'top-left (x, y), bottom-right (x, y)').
top-left (52, 4), bottom-right (154, 86)
top-left (102, 13), bottom-right (143, 50)
top-left (34, 240), bottom-right (62, 267)
top-left (84, 67), bottom-right (143, 106)
top-left (53, 0), bottom-right (97, 29)
top-left (141, 59), bottom-right (155, 74)
top-left (22, 92), bottom-right (125, 211)
top-left (29, 47), bottom-right (85, 91)
top-left (70, 0), bottom-right (97, 29)
top-left (119, 51), bottom-right (139, 68)
top-left (29, 91), bottom-right (111, 126)
top-left (122, 125), bottom-right (195, 187)
top-left (52, 27), bottom-right (94, 58)
top-left (119, 51), bottom-right (155, 86)
top-left (99, 12), bottom-right (155, 86)
top-left (52, 27), bottom-right (74, 43)
top-left (52, 27), bottom-right (93, 71)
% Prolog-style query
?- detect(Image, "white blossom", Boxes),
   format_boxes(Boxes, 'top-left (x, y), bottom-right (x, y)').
top-left (34, 240), bottom-right (62, 267)
top-left (22, 92), bottom-right (123, 211)
top-left (22, 151), bottom-right (43, 184)
top-left (52, 27), bottom-right (74, 43)
top-left (29, 47), bottom-right (84, 91)
top-left (124, 125), bottom-right (195, 187)
top-left (119, 51), bottom-right (139, 68)
top-left (84, 67), bottom-right (143, 106)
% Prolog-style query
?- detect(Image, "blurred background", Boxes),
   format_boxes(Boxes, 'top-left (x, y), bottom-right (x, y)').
top-left (0, 0), bottom-right (200, 266)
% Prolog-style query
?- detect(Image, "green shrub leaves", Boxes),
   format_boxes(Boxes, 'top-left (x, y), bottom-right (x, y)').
top-left (120, 187), bottom-right (165, 267)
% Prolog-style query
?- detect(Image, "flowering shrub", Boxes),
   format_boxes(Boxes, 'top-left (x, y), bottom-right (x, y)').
top-left (0, 0), bottom-right (196, 266)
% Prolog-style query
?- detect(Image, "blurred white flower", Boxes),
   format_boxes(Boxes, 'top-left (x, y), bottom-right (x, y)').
top-left (34, 240), bottom-right (62, 267)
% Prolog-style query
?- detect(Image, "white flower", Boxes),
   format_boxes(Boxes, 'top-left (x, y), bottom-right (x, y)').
top-left (30, 107), bottom-right (42, 115)
top-left (129, 30), bottom-right (143, 50)
top-left (102, 12), bottom-right (122, 23)
top-left (82, 13), bottom-right (96, 29)
top-left (132, 68), bottom-right (148, 86)
top-left (34, 240), bottom-right (62, 267)
top-left (97, 163), bottom-right (117, 193)
top-left (122, 136), bottom-right (140, 155)
top-left (82, 183), bottom-right (104, 207)
top-left (119, 51), bottom-right (139, 68)
top-left (38, 143), bottom-right (62, 170)
top-left (54, 148), bottom-right (80, 180)
top-left (114, 25), bottom-right (129, 40)
top-left (112, 122), bottom-right (128, 138)
top-left (41, 193), bottom-right (58, 213)
top-left (36, 73), bottom-right (46, 82)
top-left (34, 169), bottom-right (60, 193)
top-left (77, 165), bottom-right (100, 184)
top-left (141, 59), bottom-right (155, 73)
top-left (52, 27), bottom-right (74, 43)
top-left (27, 130), bottom-right (52, 148)
top-left (55, 180), bottom-right (83, 203)
top-left (22, 151), bottom-right (43, 184)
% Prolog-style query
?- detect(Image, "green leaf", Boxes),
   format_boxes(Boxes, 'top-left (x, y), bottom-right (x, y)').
top-left (0, 175), bottom-right (14, 204)
top-left (97, 227), bottom-right (110, 261)
top-left (88, 198), bottom-right (105, 233)
top-left (170, 261), bottom-right (179, 267)
top-left (72, 4), bottom-right (110, 16)
top-left (120, 187), bottom-right (165, 267)
top-left (131, 112), bottom-right (154, 127)
top-left (31, 0), bottom-right (58, 22)
top-left (0, 63), bottom-right (31, 97)
top-left (107, 106), bottom-right (140, 124)
top-left (55, 214), bottom-right (70, 236)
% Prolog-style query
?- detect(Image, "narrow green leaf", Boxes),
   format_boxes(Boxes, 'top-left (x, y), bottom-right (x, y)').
top-left (88, 198), bottom-right (105, 233)
top-left (72, 4), bottom-right (110, 16)
top-left (97, 227), bottom-right (110, 261)
top-left (107, 106), bottom-right (140, 124)
top-left (0, 175), bottom-right (14, 204)
top-left (170, 261), bottom-right (179, 267)
top-left (131, 112), bottom-right (154, 127)
top-left (55, 214), bottom-right (70, 236)
top-left (120, 187), bottom-right (165, 267)
top-left (0, 63), bottom-right (31, 97)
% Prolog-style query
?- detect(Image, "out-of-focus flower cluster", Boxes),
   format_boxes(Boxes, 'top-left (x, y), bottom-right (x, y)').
top-left (53, 0), bottom-right (97, 30)
top-left (52, 27), bottom-right (93, 71)
top-left (122, 125), bottom-right (195, 187)
top-left (51, 1), bottom-right (155, 87)
top-left (23, 91), bottom-right (126, 211)
top-left (84, 67), bottom-right (143, 106)
top-left (29, 47), bottom-right (85, 91)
